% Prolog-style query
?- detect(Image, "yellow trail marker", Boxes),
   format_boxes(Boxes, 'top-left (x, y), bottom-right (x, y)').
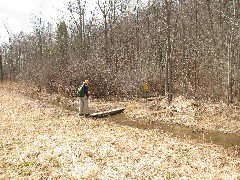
top-left (144, 83), bottom-right (149, 91)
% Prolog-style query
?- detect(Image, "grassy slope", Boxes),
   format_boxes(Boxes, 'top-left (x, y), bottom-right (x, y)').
top-left (0, 83), bottom-right (239, 179)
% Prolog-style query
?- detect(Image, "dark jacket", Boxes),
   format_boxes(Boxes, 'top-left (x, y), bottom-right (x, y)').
top-left (83, 83), bottom-right (89, 97)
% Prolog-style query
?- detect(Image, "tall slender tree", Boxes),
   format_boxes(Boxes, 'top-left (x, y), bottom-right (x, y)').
top-left (0, 51), bottom-right (3, 82)
top-left (56, 21), bottom-right (69, 67)
top-left (165, 0), bottom-right (172, 104)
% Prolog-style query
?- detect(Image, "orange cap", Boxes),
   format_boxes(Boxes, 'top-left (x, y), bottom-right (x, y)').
top-left (85, 79), bottom-right (90, 84)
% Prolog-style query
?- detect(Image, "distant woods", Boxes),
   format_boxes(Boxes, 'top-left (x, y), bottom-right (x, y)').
top-left (1, 0), bottom-right (240, 104)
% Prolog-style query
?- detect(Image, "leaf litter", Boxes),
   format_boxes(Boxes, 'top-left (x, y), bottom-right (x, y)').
top-left (0, 82), bottom-right (239, 179)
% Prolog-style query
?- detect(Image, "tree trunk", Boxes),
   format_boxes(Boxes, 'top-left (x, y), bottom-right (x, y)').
top-left (194, 0), bottom-right (198, 99)
top-left (37, 18), bottom-right (43, 92)
top-left (227, 35), bottom-right (233, 105)
top-left (104, 14), bottom-right (109, 64)
top-left (76, 0), bottom-right (86, 60)
top-left (227, 0), bottom-right (237, 105)
top-left (206, 0), bottom-right (216, 45)
top-left (97, 0), bottom-right (109, 64)
top-left (165, 0), bottom-right (172, 104)
top-left (237, 51), bottom-right (240, 101)
top-left (180, 0), bottom-right (187, 96)
top-left (0, 53), bottom-right (3, 82)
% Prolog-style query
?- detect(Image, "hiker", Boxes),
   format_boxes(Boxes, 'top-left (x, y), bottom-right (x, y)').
top-left (77, 79), bottom-right (90, 116)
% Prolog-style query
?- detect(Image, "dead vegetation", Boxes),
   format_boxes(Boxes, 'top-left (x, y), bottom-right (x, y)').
top-left (2, 81), bottom-right (240, 134)
top-left (6, 81), bottom-right (240, 135)
top-left (124, 96), bottom-right (240, 135)
top-left (0, 82), bottom-right (239, 179)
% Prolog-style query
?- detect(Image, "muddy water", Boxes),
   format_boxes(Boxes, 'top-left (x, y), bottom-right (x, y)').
top-left (107, 114), bottom-right (240, 153)
top-left (43, 98), bottom-right (240, 153)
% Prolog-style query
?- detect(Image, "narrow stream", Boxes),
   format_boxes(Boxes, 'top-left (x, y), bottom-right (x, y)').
top-left (107, 114), bottom-right (240, 153)
top-left (46, 99), bottom-right (240, 153)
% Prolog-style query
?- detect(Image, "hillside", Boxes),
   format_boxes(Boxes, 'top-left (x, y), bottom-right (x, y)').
top-left (0, 82), bottom-right (239, 179)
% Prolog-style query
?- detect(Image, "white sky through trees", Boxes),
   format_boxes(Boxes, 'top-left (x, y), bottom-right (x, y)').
top-left (0, 0), bottom-right (97, 43)
top-left (0, 0), bottom-right (146, 43)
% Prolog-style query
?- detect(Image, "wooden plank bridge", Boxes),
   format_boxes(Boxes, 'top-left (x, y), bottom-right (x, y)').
top-left (88, 108), bottom-right (125, 118)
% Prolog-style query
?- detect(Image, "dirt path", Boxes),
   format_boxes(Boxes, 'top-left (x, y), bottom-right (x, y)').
top-left (0, 84), bottom-right (239, 179)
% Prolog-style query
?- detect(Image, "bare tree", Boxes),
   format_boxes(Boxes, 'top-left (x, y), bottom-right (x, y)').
top-left (68, 0), bottom-right (87, 61)
top-left (0, 50), bottom-right (3, 82)
top-left (227, 34), bottom-right (233, 104)
top-left (165, 0), bottom-right (172, 104)
top-left (1, 0), bottom-right (240, 102)
top-left (97, 0), bottom-right (110, 64)
top-left (180, 0), bottom-right (187, 96)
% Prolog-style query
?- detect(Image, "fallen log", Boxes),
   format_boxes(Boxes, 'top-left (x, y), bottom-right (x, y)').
top-left (89, 108), bottom-right (125, 118)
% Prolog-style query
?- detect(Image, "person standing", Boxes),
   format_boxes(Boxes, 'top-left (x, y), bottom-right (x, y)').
top-left (77, 79), bottom-right (90, 116)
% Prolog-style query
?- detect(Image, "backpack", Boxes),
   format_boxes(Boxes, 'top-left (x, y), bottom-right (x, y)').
top-left (77, 85), bottom-right (85, 97)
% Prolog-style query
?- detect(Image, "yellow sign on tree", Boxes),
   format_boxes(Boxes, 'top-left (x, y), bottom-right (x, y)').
top-left (144, 83), bottom-right (149, 91)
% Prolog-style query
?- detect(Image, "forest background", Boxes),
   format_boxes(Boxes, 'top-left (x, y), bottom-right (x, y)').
top-left (0, 0), bottom-right (239, 105)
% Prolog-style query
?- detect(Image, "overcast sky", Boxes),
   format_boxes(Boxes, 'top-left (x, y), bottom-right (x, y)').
top-left (0, 0), bottom-right (98, 43)
top-left (0, 0), bottom-right (146, 43)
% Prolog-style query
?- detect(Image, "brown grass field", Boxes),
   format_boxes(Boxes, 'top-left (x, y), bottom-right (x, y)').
top-left (0, 82), bottom-right (239, 179)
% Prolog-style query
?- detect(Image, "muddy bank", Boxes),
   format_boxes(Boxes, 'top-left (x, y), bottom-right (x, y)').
top-left (33, 94), bottom-right (240, 153)
top-left (1, 86), bottom-right (239, 179)
top-left (125, 96), bottom-right (240, 135)
top-left (1, 82), bottom-right (240, 148)
top-left (105, 114), bottom-right (240, 153)
top-left (49, 95), bottom-right (240, 136)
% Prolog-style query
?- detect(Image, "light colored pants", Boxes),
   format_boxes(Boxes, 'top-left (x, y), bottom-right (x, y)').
top-left (79, 95), bottom-right (89, 115)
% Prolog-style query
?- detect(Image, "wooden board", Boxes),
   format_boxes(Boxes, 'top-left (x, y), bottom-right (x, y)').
top-left (89, 108), bottom-right (125, 118)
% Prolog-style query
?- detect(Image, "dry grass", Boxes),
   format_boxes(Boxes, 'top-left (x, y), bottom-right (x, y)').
top-left (0, 82), bottom-right (239, 179)
top-left (125, 96), bottom-right (240, 135)
top-left (5, 81), bottom-right (239, 134)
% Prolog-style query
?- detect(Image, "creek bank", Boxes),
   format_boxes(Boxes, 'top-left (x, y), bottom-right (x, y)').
top-left (24, 90), bottom-right (239, 152)
top-left (2, 81), bottom-right (240, 139)
top-left (106, 114), bottom-right (240, 153)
